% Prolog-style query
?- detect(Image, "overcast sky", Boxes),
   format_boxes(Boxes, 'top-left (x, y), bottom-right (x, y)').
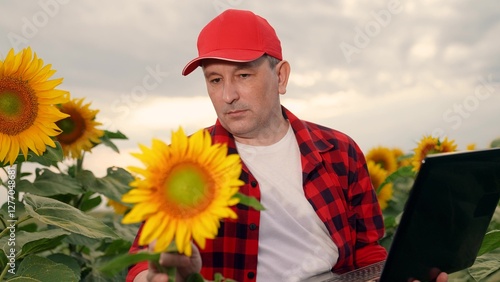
top-left (1, 0), bottom-right (499, 174)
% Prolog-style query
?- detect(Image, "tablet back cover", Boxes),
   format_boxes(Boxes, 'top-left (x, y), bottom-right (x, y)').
top-left (379, 148), bottom-right (500, 282)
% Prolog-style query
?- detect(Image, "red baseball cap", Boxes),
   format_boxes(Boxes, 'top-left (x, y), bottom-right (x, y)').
top-left (182, 9), bottom-right (282, 76)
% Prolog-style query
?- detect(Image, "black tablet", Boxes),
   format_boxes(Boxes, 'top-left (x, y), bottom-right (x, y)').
top-left (379, 147), bottom-right (500, 281)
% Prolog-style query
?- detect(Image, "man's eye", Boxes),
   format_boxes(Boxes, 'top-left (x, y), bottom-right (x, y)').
top-left (210, 78), bottom-right (221, 84)
top-left (239, 74), bottom-right (250, 78)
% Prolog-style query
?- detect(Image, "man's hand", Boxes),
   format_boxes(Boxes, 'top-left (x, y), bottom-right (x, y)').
top-left (411, 271), bottom-right (448, 282)
top-left (435, 272), bottom-right (449, 282)
top-left (135, 243), bottom-right (202, 282)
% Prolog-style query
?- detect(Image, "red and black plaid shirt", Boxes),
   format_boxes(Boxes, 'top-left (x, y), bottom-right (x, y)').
top-left (127, 107), bottom-right (387, 281)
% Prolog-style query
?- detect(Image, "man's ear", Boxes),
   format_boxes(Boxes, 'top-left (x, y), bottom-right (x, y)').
top-left (276, 60), bottom-right (291, 95)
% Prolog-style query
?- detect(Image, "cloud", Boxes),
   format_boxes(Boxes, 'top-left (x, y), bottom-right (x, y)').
top-left (1, 0), bottom-right (498, 172)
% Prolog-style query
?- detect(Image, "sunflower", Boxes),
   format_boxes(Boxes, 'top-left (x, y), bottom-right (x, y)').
top-left (392, 147), bottom-right (412, 167)
top-left (366, 146), bottom-right (398, 173)
top-left (466, 143), bottom-right (476, 151)
top-left (107, 198), bottom-right (129, 215)
top-left (55, 98), bottom-right (104, 159)
top-left (367, 160), bottom-right (393, 210)
top-left (0, 47), bottom-right (69, 165)
top-left (412, 135), bottom-right (457, 171)
top-left (122, 127), bottom-right (244, 256)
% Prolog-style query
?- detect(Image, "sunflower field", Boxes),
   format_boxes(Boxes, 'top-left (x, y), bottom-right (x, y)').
top-left (1, 47), bottom-right (500, 281)
top-left (0, 48), bottom-right (136, 281)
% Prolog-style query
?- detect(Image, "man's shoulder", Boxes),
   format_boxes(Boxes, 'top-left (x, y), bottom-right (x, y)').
top-left (299, 119), bottom-right (356, 145)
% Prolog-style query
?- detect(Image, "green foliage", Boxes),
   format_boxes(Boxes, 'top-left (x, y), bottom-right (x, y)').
top-left (0, 130), bottom-right (136, 281)
top-left (7, 255), bottom-right (79, 282)
top-left (98, 251), bottom-right (160, 276)
top-left (234, 192), bottom-right (265, 211)
top-left (23, 194), bottom-right (119, 240)
top-left (490, 137), bottom-right (500, 148)
top-left (99, 130), bottom-right (128, 153)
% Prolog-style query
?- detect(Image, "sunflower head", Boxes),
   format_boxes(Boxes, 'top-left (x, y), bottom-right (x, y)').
top-left (0, 47), bottom-right (69, 165)
top-left (466, 143), bottom-right (476, 151)
top-left (367, 160), bottom-right (393, 210)
top-left (366, 146), bottom-right (398, 173)
top-left (412, 135), bottom-right (457, 171)
top-left (121, 127), bottom-right (244, 256)
top-left (107, 198), bottom-right (129, 215)
top-left (55, 98), bottom-right (104, 159)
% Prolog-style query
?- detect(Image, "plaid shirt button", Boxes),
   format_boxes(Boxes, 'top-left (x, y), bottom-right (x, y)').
top-left (247, 271), bottom-right (256, 279)
top-left (250, 180), bottom-right (257, 187)
top-left (249, 223), bottom-right (257, 230)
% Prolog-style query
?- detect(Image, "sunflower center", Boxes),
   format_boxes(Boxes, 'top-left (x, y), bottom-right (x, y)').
top-left (0, 77), bottom-right (38, 135)
top-left (164, 162), bottom-right (215, 217)
top-left (56, 107), bottom-right (86, 144)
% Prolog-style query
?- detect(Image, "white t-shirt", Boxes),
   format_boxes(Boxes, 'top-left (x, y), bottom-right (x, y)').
top-left (236, 124), bottom-right (339, 282)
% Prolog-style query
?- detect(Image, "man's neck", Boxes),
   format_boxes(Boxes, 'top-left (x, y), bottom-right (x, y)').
top-left (234, 118), bottom-right (290, 146)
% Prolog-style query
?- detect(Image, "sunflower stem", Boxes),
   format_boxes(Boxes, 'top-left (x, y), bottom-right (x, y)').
top-left (0, 263), bottom-right (10, 281)
top-left (166, 266), bottom-right (176, 282)
top-left (153, 261), bottom-right (176, 282)
top-left (0, 216), bottom-right (6, 229)
top-left (15, 163), bottom-right (22, 202)
top-left (0, 214), bottom-right (30, 238)
top-left (75, 154), bottom-right (84, 178)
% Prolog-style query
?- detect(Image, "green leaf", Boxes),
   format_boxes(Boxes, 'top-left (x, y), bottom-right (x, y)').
top-left (104, 130), bottom-right (128, 140)
top-left (468, 249), bottom-right (500, 281)
top-left (17, 223), bottom-right (38, 233)
top-left (18, 230), bottom-right (69, 259)
top-left (23, 194), bottom-right (119, 239)
top-left (46, 254), bottom-right (81, 281)
top-left (26, 142), bottom-right (64, 167)
top-left (0, 229), bottom-right (69, 258)
top-left (82, 268), bottom-right (127, 282)
top-left (63, 233), bottom-right (101, 248)
top-left (107, 217), bottom-right (141, 242)
top-left (77, 167), bottom-right (133, 203)
top-left (186, 273), bottom-right (206, 282)
top-left (234, 192), bottom-right (265, 211)
top-left (79, 192), bottom-right (102, 212)
top-left (99, 130), bottom-right (128, 153)
top-left (98, 252), bottom-right (160, 277)
top-left (383, 215), bottom-right (397, 229)
top-left (491, 137), bottom-right (500, 148)
top-left (1, 199), bottom-right (26, 221)
top-left (377, 165), bottom-right (416, 194)
top-left (0, 250), bottom-right (7, 273)
top-left (6, 255), bottom-right (78, 282)
top-left (16, 169), bottom-right (84, 197)
top-left (97, 239), bottom-right (132, 257)
top-left (478, 230), bottom-right (500, 256)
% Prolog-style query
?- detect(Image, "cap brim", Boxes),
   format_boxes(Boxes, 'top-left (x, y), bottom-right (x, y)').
top-left (182, 49), bottom-right (265, 76)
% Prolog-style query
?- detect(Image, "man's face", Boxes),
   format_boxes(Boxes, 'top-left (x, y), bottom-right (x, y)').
top-left (202, 56), bottom-right (285, 142)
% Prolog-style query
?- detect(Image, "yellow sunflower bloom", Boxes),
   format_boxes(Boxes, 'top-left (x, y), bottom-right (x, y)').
top-left (122, 127), bottom-right (244, 256)
top-left (367, 160), bottom-right (393, 210)
top-left (392, 147), bottom-right (412, 167)
top-left (412, 135), bottom-right (457, 171)
top-left (466, 143), bottom-right (476, 150)
top-left (107, 198), bottom-right (129, 215)
top-left (0, 47), bottom-right (69, 165)
top-left (366, 146), bottom-right (398, 173)
top-left (55, 98), bottom-right (104, 159)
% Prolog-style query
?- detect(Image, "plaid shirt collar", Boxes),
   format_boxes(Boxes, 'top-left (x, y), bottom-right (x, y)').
top-left (209, 106), bottom-right (334, 171)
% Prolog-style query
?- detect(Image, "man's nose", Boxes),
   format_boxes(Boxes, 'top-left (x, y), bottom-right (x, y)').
top-left (222, 81), bottom-right (239, 103)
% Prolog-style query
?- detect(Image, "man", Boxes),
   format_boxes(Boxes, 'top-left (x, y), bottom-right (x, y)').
top-left (127, 9), bottom-right (448, 282)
